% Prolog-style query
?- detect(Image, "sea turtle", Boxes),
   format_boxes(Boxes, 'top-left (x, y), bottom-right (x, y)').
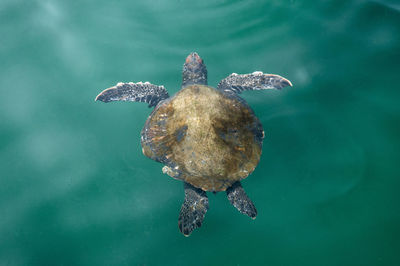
top-left (95, 52), bottom-right (292, 236)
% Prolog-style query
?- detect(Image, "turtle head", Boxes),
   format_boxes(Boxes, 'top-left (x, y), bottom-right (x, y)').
top-left (182, 52), bottom-right (208, 88)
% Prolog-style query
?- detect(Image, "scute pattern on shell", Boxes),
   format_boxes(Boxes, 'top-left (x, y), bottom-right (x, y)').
top-left (141, 84), bottom-right (263, 192)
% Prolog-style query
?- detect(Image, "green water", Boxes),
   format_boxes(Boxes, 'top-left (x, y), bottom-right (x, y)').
top-left (1, 0), bottom-right (400, 265)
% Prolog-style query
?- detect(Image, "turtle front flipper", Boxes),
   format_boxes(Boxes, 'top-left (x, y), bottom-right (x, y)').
top-left (178, 182), bottom-right (209, 236)
top-left (95, 82), bottom-right (169, 108)
top-left (217, 71), bottom-right (292, 93)
top-left (226, 181), bottom-right (257, 219)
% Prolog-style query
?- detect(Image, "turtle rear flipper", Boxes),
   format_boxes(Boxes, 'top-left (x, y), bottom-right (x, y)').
top-left (226, 181), bottom-right (257, 219)
top-left (178, 182), bottom-right (209, 236)
top-left (217, 71), bottom-right (292, 93)
top-left (95, 82), bottom-right (169, 108)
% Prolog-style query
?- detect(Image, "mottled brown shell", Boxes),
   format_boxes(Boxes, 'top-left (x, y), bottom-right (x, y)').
top-left (141, 85), bottom-right (263, 192)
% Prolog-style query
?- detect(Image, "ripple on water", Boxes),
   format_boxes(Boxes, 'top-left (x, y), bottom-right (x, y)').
top-left (369, 0), bottom-right (400, 12)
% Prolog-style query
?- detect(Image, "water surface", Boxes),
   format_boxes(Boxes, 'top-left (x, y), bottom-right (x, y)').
top-left (1, 0), bottom-right (399, 265)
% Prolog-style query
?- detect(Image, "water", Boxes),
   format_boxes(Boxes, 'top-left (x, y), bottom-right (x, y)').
top-left (1, 0), bottom-right (399, 265)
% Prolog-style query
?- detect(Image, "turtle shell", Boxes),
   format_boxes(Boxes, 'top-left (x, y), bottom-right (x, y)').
top-left (141, 84), bottom-right (263, 191)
